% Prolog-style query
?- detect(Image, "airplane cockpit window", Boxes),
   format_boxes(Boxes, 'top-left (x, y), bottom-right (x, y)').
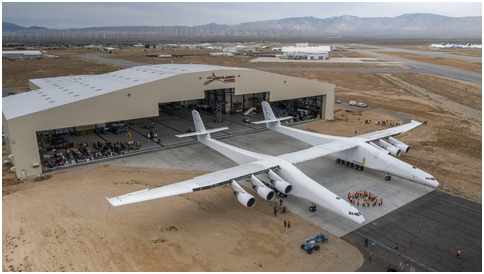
top-left (425, 177), bottom-right (435, 181)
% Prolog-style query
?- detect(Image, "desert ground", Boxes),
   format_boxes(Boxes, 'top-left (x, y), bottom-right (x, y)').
top-left (2, 162), bottom-right (363, 272)
top-left (2, 44), bottom-right (482, 271)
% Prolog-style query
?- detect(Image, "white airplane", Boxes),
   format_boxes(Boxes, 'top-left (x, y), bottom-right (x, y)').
top-left (107, 110), bottom-right (365, 224)
top-left (253, 101), bottom-right (439, 188)
top-left (430, 42), bottom-right (446, 49)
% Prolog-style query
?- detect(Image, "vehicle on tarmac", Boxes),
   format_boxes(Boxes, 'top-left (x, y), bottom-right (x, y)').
top-left (357, 102), bottom-right (367, 108)
top-left (349, 101), bottom-right (357, 106)
top-left (345, 109), bottom-right (353, 112)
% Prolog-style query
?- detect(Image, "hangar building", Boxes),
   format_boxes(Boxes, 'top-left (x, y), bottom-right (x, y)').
top-left (2, 50), bottom-right (42, 60)
top-left (2, 64), bottom-right (335, 178)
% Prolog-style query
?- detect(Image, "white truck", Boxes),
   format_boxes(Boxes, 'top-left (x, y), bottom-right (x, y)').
top-left (349, 101), bottom-right (357, 106)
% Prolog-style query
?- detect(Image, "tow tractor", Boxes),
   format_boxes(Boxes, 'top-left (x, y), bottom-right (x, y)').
top-left (301, 233), bottom-right (329, 254)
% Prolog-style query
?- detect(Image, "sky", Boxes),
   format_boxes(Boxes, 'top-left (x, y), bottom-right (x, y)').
top-left (2, 1), bottom-right (483, 29)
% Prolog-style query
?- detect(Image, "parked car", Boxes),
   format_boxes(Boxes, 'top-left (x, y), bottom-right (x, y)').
top-left (357, 102), bottom-right (367, 108)
top-left (349, 101), bottom-right (357, 106)
top-left (335, 100), bottom-right (341, 104)
top-left (345, 109), bottom-right (353, 113)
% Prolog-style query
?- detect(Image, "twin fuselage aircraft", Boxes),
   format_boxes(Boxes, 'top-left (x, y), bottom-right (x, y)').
top-left (107, 101), bottom-right (438, 224)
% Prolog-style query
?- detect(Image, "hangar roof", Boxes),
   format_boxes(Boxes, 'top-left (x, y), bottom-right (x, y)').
top-left (3, 64), bottom-right (249, 120)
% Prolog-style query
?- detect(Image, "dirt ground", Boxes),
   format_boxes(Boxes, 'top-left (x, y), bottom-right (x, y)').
top-left (2, 163), bottom-right (363, 272)
top-left (2, 57), bottom-right (123, 89)
top-left (375, 51), bottom-right (482, 74)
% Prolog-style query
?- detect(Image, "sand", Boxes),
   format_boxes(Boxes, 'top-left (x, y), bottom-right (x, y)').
top-left (2, 163), bottom-right (363, 272)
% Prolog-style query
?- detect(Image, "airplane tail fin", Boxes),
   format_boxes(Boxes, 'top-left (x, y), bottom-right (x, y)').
top-left (251, 101), bottom-right (293, 125)
top-left (176, 110), bottom-right (228, 139)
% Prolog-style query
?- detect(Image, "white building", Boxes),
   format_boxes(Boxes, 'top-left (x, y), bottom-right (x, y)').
top-left (2, 50), bottom-right (42, 60)
top-left (2, 64), bottom-right (335, 179)
top-left (281, 45), bottom-right (331, 60)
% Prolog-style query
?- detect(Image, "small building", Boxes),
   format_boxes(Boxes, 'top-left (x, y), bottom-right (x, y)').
top-left (2, 50), bottom-right (42, 60)
top-left (281, 45), bottom-right (331, 60)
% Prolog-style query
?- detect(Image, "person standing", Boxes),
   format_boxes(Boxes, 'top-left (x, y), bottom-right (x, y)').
top-left (363, 200), bottom-right (366, 207)
top-left (357, 199), bottom-right (360, 206)
top-left (274, 207), bottom-right (277, 217)
top-left (395, 243), bottom-right (399, 250)
top-left (284, 220), bottom-right (287, 227)
top-left (380, 198), bottom-right (383, 206)
top-left (365, 238), bottom-right (368, 247)
top-left (288, 220), bottom-right (291, 229)
top-left (279, 199), bottom-right (283, 206)
top-left (457, 249), bottom-right (461, 258)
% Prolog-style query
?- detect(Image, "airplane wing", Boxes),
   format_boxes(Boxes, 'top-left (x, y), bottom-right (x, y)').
top-left (277, 140), bottom-right (358, 165)
top-left (353, 120), bottom-right (422, 142)
top-left (106, 160), bottom-right (278, 206)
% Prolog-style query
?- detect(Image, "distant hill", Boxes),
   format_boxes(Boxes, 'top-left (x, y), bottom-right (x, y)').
top-left (2, 14), bottom-right (482, 40)
top-left (3, 22), bottom-right (48, 31)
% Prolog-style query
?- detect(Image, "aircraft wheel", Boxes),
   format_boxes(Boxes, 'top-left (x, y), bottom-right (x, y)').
top-left (385, 175), bottom-right (391, 181)
top-left (315, 246), bottom-right (320, 251)
top-left (301, 244), bottom-right (306, 249)
top-left (349, 163), bottom-right (354, 168)
top-left (359, 166), bottom-right (364, 171)
top-left (308, 249), bottom-right (312, 254)
top-left (335, 159), bottom-right (340, 164)
top-left (340, 160), bottom-right (345, 165)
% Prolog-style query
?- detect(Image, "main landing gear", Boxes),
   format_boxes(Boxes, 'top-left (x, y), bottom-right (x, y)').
top-left (385, 174), bottom-right (392, 181)
top-left (335, 159), bottom-right (364, 171)
top-left (309, 204), bottom-right (317, 212)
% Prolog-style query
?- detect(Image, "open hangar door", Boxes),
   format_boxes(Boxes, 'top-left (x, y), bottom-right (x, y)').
top-left (266, 95), bottom-right (325, 121)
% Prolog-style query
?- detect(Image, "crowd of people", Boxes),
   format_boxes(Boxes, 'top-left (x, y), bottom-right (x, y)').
top-left (348, 190), bottom-right (382, 207)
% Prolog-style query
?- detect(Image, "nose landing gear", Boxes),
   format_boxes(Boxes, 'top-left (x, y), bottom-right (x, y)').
top-left (385, 174), bottom-right (392, 181)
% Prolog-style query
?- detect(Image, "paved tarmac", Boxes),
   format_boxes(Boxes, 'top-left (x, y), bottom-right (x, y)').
top-left (342, 190), bottom-right (482, 272)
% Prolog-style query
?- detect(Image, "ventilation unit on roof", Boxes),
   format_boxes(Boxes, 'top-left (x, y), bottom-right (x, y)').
top-left (97, 89), bottom-right (102, 91)
top-left (119, 76), bottom-right (123, 78)
top-left (69, 92), bottom-right (74, 94)
top-left (91, 87), bottom-right (95, 89)
top-left (84, 84), bottom-right (89, 86)
top-left (74, 95), bottom-right (79, 97)
top-left (45, 98), bottom-right (51, 100)
top-left (126, 78), bottom-right (131, 80)
top-left (41, 94), bottom-right (47, 97)
top-left (49, 101), bottom-right (55, 103)
top-left (64, 89), bottom-right (68, 91)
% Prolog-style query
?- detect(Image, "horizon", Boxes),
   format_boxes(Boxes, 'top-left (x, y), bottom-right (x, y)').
top-left (2, 2), bottom-right (482, 29)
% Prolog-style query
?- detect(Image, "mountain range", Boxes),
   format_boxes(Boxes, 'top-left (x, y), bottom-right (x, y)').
top-left (3, 14), bottom-right (482, 40)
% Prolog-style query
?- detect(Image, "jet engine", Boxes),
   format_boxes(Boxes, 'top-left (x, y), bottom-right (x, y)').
top-left (267, 170), bottom-right (293, 194)
top-left (388, 137), bottom-right (410, 153)
top-left (231, 180), bottom-right (256, 208)
top-left (250, 175), bottom-right (275, 201)
top-left (378, 139), bottom-right (401, 157)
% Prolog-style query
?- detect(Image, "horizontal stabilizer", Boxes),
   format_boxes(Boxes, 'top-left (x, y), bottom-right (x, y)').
top-left (176, 127), bottom-right (229, 138)
top-left (251, 116), bottom-right (293, 125)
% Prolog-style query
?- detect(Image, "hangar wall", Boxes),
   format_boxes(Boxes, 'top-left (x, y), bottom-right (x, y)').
top-left (4, 67), bottom-right (334, 178)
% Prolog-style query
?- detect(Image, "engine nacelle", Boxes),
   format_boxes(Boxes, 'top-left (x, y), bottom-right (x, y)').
top-left (231, 181), bottom-right (256, 208)
top-left (388, 137), bottom-right (410, 153)
top-left (250, 175), bottom-right (275, 201)
top-left (378, 139), bottom-right (401, 157)
top-left (254, 185), bottom-right (275, 201)
top-left (267, 170), bottom-right (293, 194)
